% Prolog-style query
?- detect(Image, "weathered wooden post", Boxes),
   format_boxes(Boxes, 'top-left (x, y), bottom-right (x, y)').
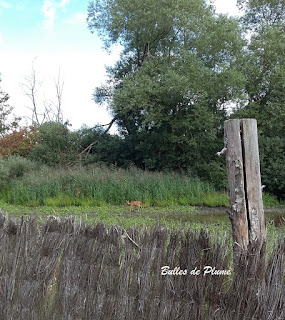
top-left (222, 119), bottom-right (266, 262)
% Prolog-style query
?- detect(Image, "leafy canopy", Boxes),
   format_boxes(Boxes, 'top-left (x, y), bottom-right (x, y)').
top-left (87, 0), bottom-right (245, 185)
top-left (233, 0), bottom-right (285, 199)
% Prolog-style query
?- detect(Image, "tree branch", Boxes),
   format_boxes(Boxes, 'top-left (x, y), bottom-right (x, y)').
top-left (92, 116), bottom-right (117, 134)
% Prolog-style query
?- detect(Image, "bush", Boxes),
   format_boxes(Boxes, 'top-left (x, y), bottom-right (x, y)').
top-left (0, 126), bottom-right (38, 157)
top-left (0, 158), bottom-right (9, 188)
top-left (262, 193), bottom-right (281, 207)
top-left (6, 155), bottom-right (38, 178)
top-left (260, 136), bottom-right (285, 201)
top-left (0, 155), bottom-right (39, 188)
top-left (29, 122), bottom-right (79, 166)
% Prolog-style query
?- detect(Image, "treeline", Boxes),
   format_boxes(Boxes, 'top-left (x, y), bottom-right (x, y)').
top-left (0, 0), bottom-right (285, 201)
top-left (86, 0), bottom-right (285, 200)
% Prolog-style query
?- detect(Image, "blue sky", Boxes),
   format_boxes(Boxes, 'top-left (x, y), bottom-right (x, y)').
top-left (0, 1), bottom-right (100, 50)
top-left (0, 0), bottom-right (120, 131)
top-left (0, 0), bottom-right (239, 131)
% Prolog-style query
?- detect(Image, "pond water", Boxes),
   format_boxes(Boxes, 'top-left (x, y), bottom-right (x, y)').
top-left (165, 207), bottom-right (285, 228)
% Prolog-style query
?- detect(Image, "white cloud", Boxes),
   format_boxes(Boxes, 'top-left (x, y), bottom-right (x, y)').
top-left (0, 32), bottom-right (2, 45)
top-left (64, 12), bottom-right (86, 25)
top-left (0, 1), bottom-right (11, 15)
top-left (41, 0), bottom-right (56, 30)
top-left (214, 0), bottom-right (240, 16)
top-left (0, 1), bottom-right (12, 9)
top-left (41, 0), bottom-right (71, 30)
top-left (58, 0), bottom-right (70, 8)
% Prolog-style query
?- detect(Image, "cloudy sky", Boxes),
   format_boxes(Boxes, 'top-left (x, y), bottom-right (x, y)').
top-left (0, 0), bottom-right (240, 132)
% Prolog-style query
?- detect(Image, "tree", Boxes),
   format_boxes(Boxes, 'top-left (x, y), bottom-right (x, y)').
top-left (0, 126), bottom-right (38, 158)
top-left (237, 0), bottom-right (285, 29)
top-left (0, 76), bottom-right (21, 137)
top-left (77, 125), bottom-right (130, 167)
top-left (87, 0), bottom-right (245, 186)
top-left (29, 122), bottom-right (78, 166)
top-left (20, 60), bottom-right (65, 126)
top-left (233, 0), bottom-right (285, 199)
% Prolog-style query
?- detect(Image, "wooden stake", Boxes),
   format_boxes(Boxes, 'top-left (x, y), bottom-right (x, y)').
top-left (241, 119), bottom-right (266, 244)
top-left (224, 119), bottom-right (266, 259)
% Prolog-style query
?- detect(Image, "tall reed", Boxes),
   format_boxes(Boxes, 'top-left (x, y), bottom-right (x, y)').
top-left (2, 165), bottom-right (223, 207)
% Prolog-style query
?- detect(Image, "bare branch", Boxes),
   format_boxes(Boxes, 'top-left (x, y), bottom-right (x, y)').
top-left (20, 61), bottom-right (65, 126)
top-left (53, 69), bottom-right (64, 123)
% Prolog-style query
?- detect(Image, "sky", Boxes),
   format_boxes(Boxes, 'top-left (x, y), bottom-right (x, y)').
top-left (0, 0), bottom-right (240, 133)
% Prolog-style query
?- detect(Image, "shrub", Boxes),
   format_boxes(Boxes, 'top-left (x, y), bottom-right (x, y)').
top-left (0, 155), bottom-right (39, 188)
top-left (6, 155), bottom-right (39, 178)
top-left (28, 122), bottom-right (79, 166)
top-left (0, 126), bottom-right (38, 157)
top-left (0, 158), bottom-right (9, 188)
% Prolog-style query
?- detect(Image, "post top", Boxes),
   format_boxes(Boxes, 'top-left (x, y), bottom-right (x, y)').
top-left (225, 118), bottom-right (257, 123)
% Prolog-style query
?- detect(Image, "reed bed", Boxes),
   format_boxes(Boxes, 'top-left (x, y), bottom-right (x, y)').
top-left (2, 165), bottom-right (229, 207)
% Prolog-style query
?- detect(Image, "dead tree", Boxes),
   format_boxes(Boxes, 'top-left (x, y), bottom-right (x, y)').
top-left (20, 60), bottom-right (64, 126)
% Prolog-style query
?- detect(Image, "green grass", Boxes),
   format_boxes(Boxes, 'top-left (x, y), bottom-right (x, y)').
top-left (0, 165), bottom-right (217, 207)
top-left (1, 164), bottom-right (282, 209)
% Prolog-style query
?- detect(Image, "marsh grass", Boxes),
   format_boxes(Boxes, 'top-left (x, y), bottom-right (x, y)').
top-left (0, 164), bottom-right (281, 209)
top-left (2, 165), bottom-right (222, 207)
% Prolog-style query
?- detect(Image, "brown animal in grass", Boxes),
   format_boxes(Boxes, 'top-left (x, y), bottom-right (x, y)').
top-left (126, 200), bottom-right (142, 211)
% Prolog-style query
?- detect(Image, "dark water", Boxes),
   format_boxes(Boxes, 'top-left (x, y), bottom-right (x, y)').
top-left (165, 207), bottom-right (285, 227)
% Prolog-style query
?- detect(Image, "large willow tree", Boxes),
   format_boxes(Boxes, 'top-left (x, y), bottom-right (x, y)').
top-left (87, 0), bottom-right (245, 186)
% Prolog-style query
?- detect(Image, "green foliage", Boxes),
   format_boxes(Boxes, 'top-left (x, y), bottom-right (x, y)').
top-left (231, 0), bottom-right (285, 199)
top-left (262, 193), bottom-right (281, 207)
top-left (0, 126), bottom-right (38, 157)
top-left (237, 0), bottom-right (285, 29)
top-left (77, 126), bottom-right (132, 167)
top-left (88, 0), bottom-right (210, 55)
top-left (259, 136), bottom-right (285, 200)
top-left (2, 163), bottom-right (281, 208)
top-left (203, 192), bottom-right (229, 207)
top-left (29, 122), bottom-right (79, 166)
top-left (44, 194), bottom-right (82, 207)
top-left (0, 155), bottom-right (39, 188)
top-left (112, 57), bottom-right (226, 175)
top-left (87, 0), bottom-right (245, 188)
top-left (0, 77), bottom-right (21, 137)
top-left (0, 159), bottom-right (9, 188)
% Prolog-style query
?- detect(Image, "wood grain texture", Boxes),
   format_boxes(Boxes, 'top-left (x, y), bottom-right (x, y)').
top-left (225, 119), bottom-right (249, 253)
top-left (241, 119), bottom-right (266, 244)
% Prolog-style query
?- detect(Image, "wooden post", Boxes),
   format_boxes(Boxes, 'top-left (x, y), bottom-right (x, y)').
top-left (224, 119), bottom-right (266, 260)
